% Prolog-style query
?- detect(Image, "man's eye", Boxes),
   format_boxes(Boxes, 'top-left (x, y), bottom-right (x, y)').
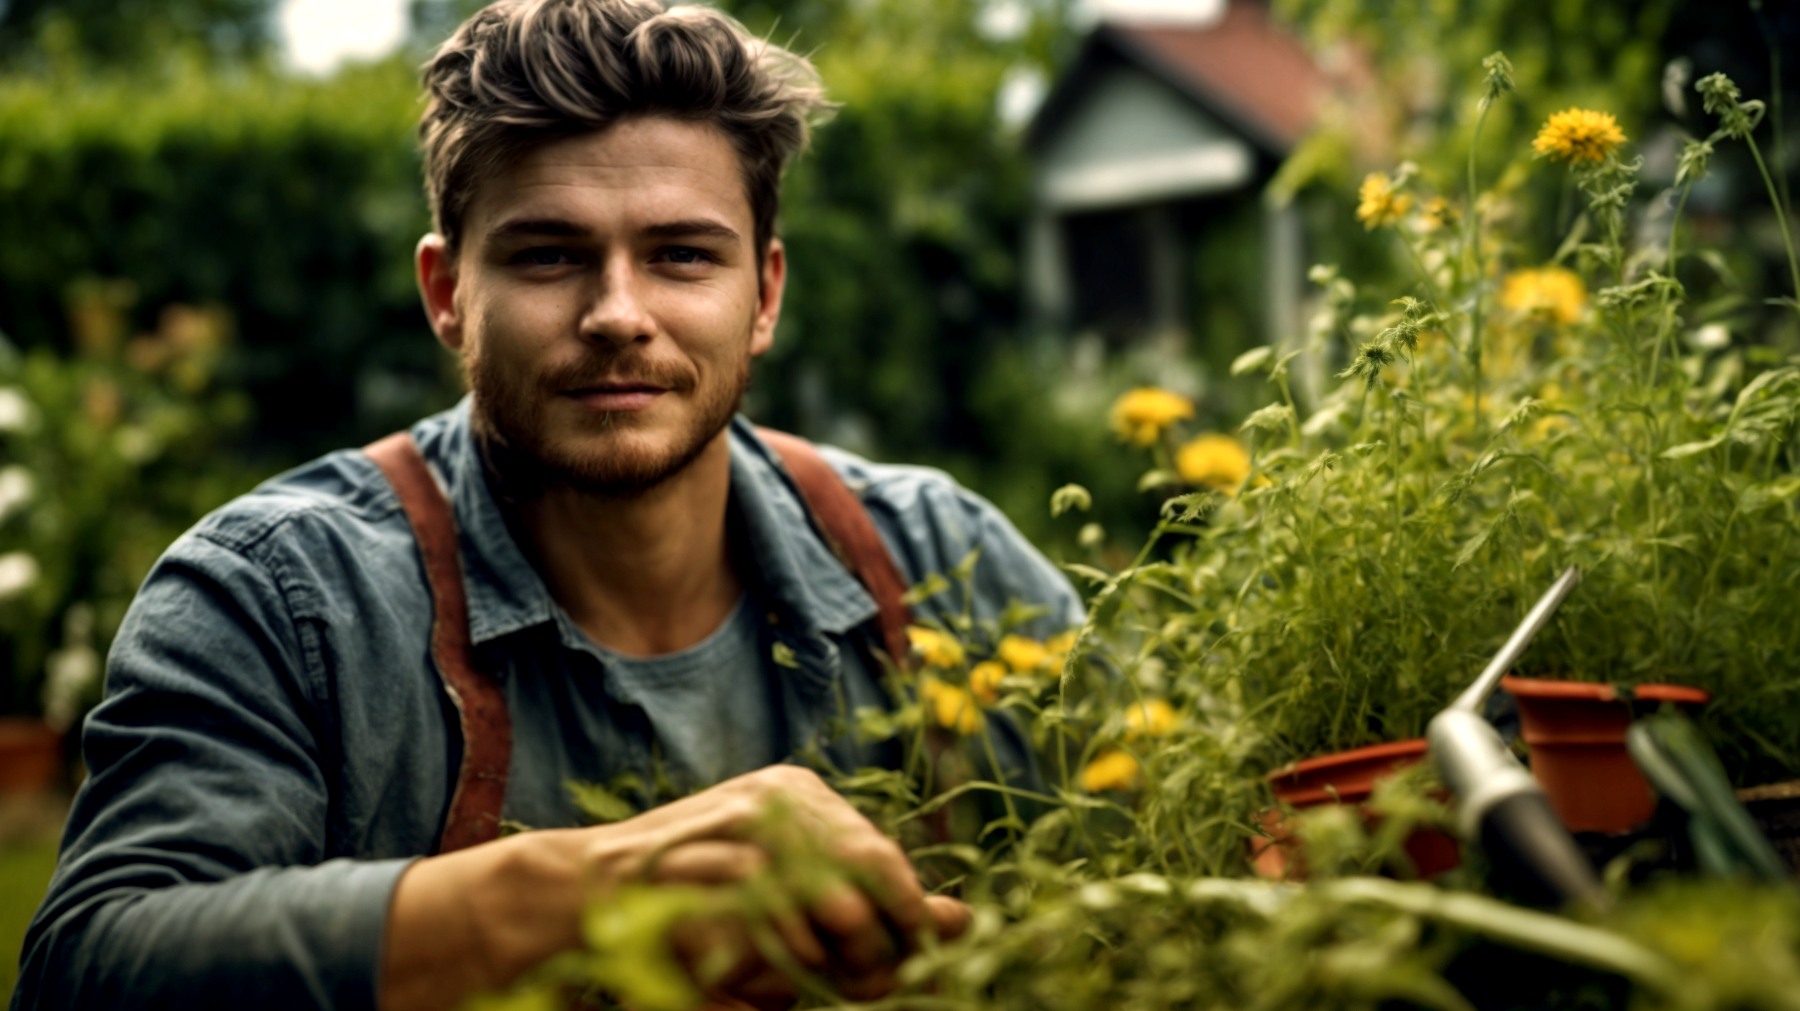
top-left (661, 247), bottom-right (708, 265)
top-left (517, 248), bottom-right (574, 267)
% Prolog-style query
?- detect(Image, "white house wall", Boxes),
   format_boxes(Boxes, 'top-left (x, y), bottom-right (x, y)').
top-left (1034, 65), bottom-right (1254, 213)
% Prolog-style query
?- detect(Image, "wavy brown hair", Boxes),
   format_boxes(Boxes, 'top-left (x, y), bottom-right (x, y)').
top-left (420, 0), bottom-right (832, 258)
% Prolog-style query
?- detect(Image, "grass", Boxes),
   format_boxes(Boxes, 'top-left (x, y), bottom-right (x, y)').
top-left (0, 838), bottom-right (58, 1003)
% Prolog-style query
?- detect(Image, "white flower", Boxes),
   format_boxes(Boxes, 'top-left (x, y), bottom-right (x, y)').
top-left (43, 643), bottom-right (99, 732)
top-left (0, 387), bottom-right (30, 432)
top-left (0, 465), bottom-right (34, 521)
top-left (0, 551), bottom-right (39, 600)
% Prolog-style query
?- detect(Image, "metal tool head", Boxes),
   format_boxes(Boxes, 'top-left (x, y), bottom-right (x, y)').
top-left (1450, 566), bottom-right (1581, 714)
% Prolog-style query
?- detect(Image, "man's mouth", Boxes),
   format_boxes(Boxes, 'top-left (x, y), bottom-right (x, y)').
top-left (562, 381), bottom-right (670, 412)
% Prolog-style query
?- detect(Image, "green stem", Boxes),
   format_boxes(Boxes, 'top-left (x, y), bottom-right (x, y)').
top-left (1466, 100), bottom-right (1495, 435)
top-left (975, 719), bottom-right (1023, 850)
top-left (1397, 229), bottom-right (1452, 314)
top-left (1744, 133), bottom-right (1800, 312)
top-left (1646, 183), bottom-right (1694, 392)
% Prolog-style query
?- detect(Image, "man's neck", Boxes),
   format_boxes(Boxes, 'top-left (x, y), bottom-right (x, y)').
top-left (509, 431), bottom-right (743, 658)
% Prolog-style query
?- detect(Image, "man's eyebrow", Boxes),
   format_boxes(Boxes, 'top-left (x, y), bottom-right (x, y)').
top-left (483, 217), bottom-right (743, 244)
top-left (641, 219), bottom-right (742, 243)
top-left (487, 217), bottom-right (589, 240)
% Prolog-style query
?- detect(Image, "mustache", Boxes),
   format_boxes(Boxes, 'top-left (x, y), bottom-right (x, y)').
top-left (537, 352), bottom-right (696, 394)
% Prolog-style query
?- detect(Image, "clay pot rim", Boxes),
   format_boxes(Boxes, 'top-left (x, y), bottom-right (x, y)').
top-left (0, 716), bottom-right (63, 746)
top-left (1499, 676), bottom-right (1710, 705)
top-left (1265, 737), bottom-right (1428, 784)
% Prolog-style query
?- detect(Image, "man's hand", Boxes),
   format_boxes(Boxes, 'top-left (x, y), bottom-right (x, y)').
top-left (378, 765), bottom-right (968, 1011)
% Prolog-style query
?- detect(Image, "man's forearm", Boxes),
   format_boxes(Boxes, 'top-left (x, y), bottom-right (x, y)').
top-left (16, 858), bottom-right (412, 1011)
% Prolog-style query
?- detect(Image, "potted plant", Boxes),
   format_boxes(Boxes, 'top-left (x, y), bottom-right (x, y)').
top-left (1501, 677), bottom-right (1710, 834)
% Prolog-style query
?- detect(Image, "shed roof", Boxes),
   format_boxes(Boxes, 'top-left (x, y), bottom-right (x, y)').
top-left (1028, 1), bottom-right (1327, 158)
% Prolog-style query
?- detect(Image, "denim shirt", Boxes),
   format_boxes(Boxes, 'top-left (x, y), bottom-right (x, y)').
top-left (13, 401), bottom-right (1083, 1011)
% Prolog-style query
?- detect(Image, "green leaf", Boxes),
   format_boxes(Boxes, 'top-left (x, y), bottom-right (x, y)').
top-left (902, 571), bottom-right (952, 605)
top-left (771, 641), bottom-right (800, 668)
top-left (952, 546), bottom-right (983, 584)
top-left (1737, 477), bottom-right (1800, 512)
top-left (1230, 346), bottom-right (1276, 376)
top-left (565, 780), bottom-right (636, 824)
top-left (1137, 469), bottom-right (1178, 491)
top-left (1240, 402), bottom-right (1296, 434)
top-left (1060, 563), bottom-right (1113, 586)
top-left (1661, 433), bottom-right (1727, 459)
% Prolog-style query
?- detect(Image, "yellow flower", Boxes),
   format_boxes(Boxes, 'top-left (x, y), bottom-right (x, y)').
top-left (1533, 109), bottom-right (1626, 164)
top-left (1080, 749), bottom-right (1141, 792)
top-left (920, 676), bottom-right (984, 734)
top-left (1500, 266), bottom-right (1587, 325)
top-left (969, 660), bottom-right (1007, 704)
top-left (997, 634), bottom-right (1049, 674)
top-left (1175, 433), bottom-right (1251, 492)
top-left (1109, 387), bottom-right (1194, 447)
top-left (906, 625), bottom-right (965, 669)
top-left (1124, 698), bottom-right (1177, 740)
top-left (1420, 197), bottom-right (1458, 232)
top-left (1045, 629), bottom-right (1078, 672)
top-left (1356, 172), bottom-right (1412, 230)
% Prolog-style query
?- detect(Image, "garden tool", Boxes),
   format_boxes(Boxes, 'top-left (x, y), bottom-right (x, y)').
top-left (1626, 713), bottom-right (1793, 884)
top-left (1428, 566), bottom-right (1608, 909)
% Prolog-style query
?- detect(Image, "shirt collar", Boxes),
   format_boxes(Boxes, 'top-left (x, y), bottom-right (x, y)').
top-left (418, 400), bottom-right (878, 647)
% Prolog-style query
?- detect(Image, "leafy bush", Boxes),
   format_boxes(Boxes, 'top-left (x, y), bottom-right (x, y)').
top-left (0, 287), bottom-right (265, 718)
top-left (0, 59), bottom-right (453, 461)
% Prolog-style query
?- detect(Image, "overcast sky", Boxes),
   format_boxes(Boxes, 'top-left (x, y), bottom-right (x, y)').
top-left (276, 0), bottom-right (1226, 78)
top-left (278, 0), bottom-right (411, 76)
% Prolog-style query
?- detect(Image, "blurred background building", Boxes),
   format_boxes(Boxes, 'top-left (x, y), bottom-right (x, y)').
top-left (1023, 0), bottom-right (1323, 357)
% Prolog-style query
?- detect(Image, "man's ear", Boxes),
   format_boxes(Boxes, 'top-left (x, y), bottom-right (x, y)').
top-left (749, 238), bottom-right (786, 358)
top-left (417, 234), bottom-right (464, 352)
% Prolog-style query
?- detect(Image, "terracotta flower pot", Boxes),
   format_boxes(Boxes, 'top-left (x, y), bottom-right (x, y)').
top-left (1252, 738), bottom-right (1461, 879)
top-left (0, 717), bottom-right (64, 793)
top-left (1501, 677), bottom-right (1710, 835)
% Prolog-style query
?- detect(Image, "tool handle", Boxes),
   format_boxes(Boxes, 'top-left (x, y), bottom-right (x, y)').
top-left (1479, 791), bottom-right (1608, 909)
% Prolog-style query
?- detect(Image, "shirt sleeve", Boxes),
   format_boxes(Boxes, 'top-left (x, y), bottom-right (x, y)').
top-left (816, 447), bottom-right (1085, 637)
top-left (11, 533), bottom-right (412, 1011)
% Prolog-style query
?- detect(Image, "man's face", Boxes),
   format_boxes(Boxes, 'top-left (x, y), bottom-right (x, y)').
top-left (418, 116), bottom-right (784, 496)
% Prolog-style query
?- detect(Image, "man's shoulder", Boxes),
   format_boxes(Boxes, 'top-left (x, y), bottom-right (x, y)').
top-left (185, 446), bottom-right (399, 559)
top-left (775, 435), bottom-right (1082, 634)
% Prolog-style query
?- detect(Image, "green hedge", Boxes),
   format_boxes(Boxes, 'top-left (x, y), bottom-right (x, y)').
top-left (0, 60), bottom-right (452, 460)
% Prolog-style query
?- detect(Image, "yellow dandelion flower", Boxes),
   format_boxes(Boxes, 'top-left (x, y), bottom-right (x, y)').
top-left (921, 676), bottom-right (984, 734)
top-left (1533, 109), bottom-right (1626, 164)
top-left (1420, 197), bottom-right (1458, 233)
top-left (1109, 387), bottom-right (1194, 447)
top-left (1124, 698), bottom-right (1177, 740)
top-left (1080, 749), bottom-right (1141, 792)
top-left (969, 661), bottom-right (1007, 704)
top-left (1528, 414), bottom-right (1571, 443)
top-left (1045, 630), bottom-right (1078, 673)
top-left (997, 634), bottom-right (1049, 674)
top-left (1175, 433), bottom-right (1251, 492)
top-left (906, 625), bottom-right (965, 669)
top-left (1500, 266), bottom-right (1587, 325)
top-left (1356, 172), bottom-right (1412, 230)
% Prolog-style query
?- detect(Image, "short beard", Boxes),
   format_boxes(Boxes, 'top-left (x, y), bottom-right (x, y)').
top-left (468, 348), bottom-right (751, 504)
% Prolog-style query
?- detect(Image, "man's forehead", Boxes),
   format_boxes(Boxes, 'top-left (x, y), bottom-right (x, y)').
top-left (464, 117), bottom-right (753, 241)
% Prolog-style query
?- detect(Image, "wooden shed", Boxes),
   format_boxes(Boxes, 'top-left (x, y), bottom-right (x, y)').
top-left (1024, 1), bottom-right (1328, 350)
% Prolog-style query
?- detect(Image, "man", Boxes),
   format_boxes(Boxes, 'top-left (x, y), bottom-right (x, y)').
top-left (13, 1), bottom-right (1081, 1009)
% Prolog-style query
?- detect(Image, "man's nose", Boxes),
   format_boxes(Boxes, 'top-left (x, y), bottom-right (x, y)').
top-left (579, 256), bottom-right (656, 347)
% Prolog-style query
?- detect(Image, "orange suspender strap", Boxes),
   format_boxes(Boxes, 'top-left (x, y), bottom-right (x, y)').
top-left (754, 428), bottom-right (916, 669)
top-left (363, 428), bottom-right (912, 853)
top-left (364, 432), bottom-right (512, 854)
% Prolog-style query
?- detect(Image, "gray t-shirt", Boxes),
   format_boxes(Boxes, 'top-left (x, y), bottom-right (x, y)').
top-left (592, 595), bottom-right (781, 789)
